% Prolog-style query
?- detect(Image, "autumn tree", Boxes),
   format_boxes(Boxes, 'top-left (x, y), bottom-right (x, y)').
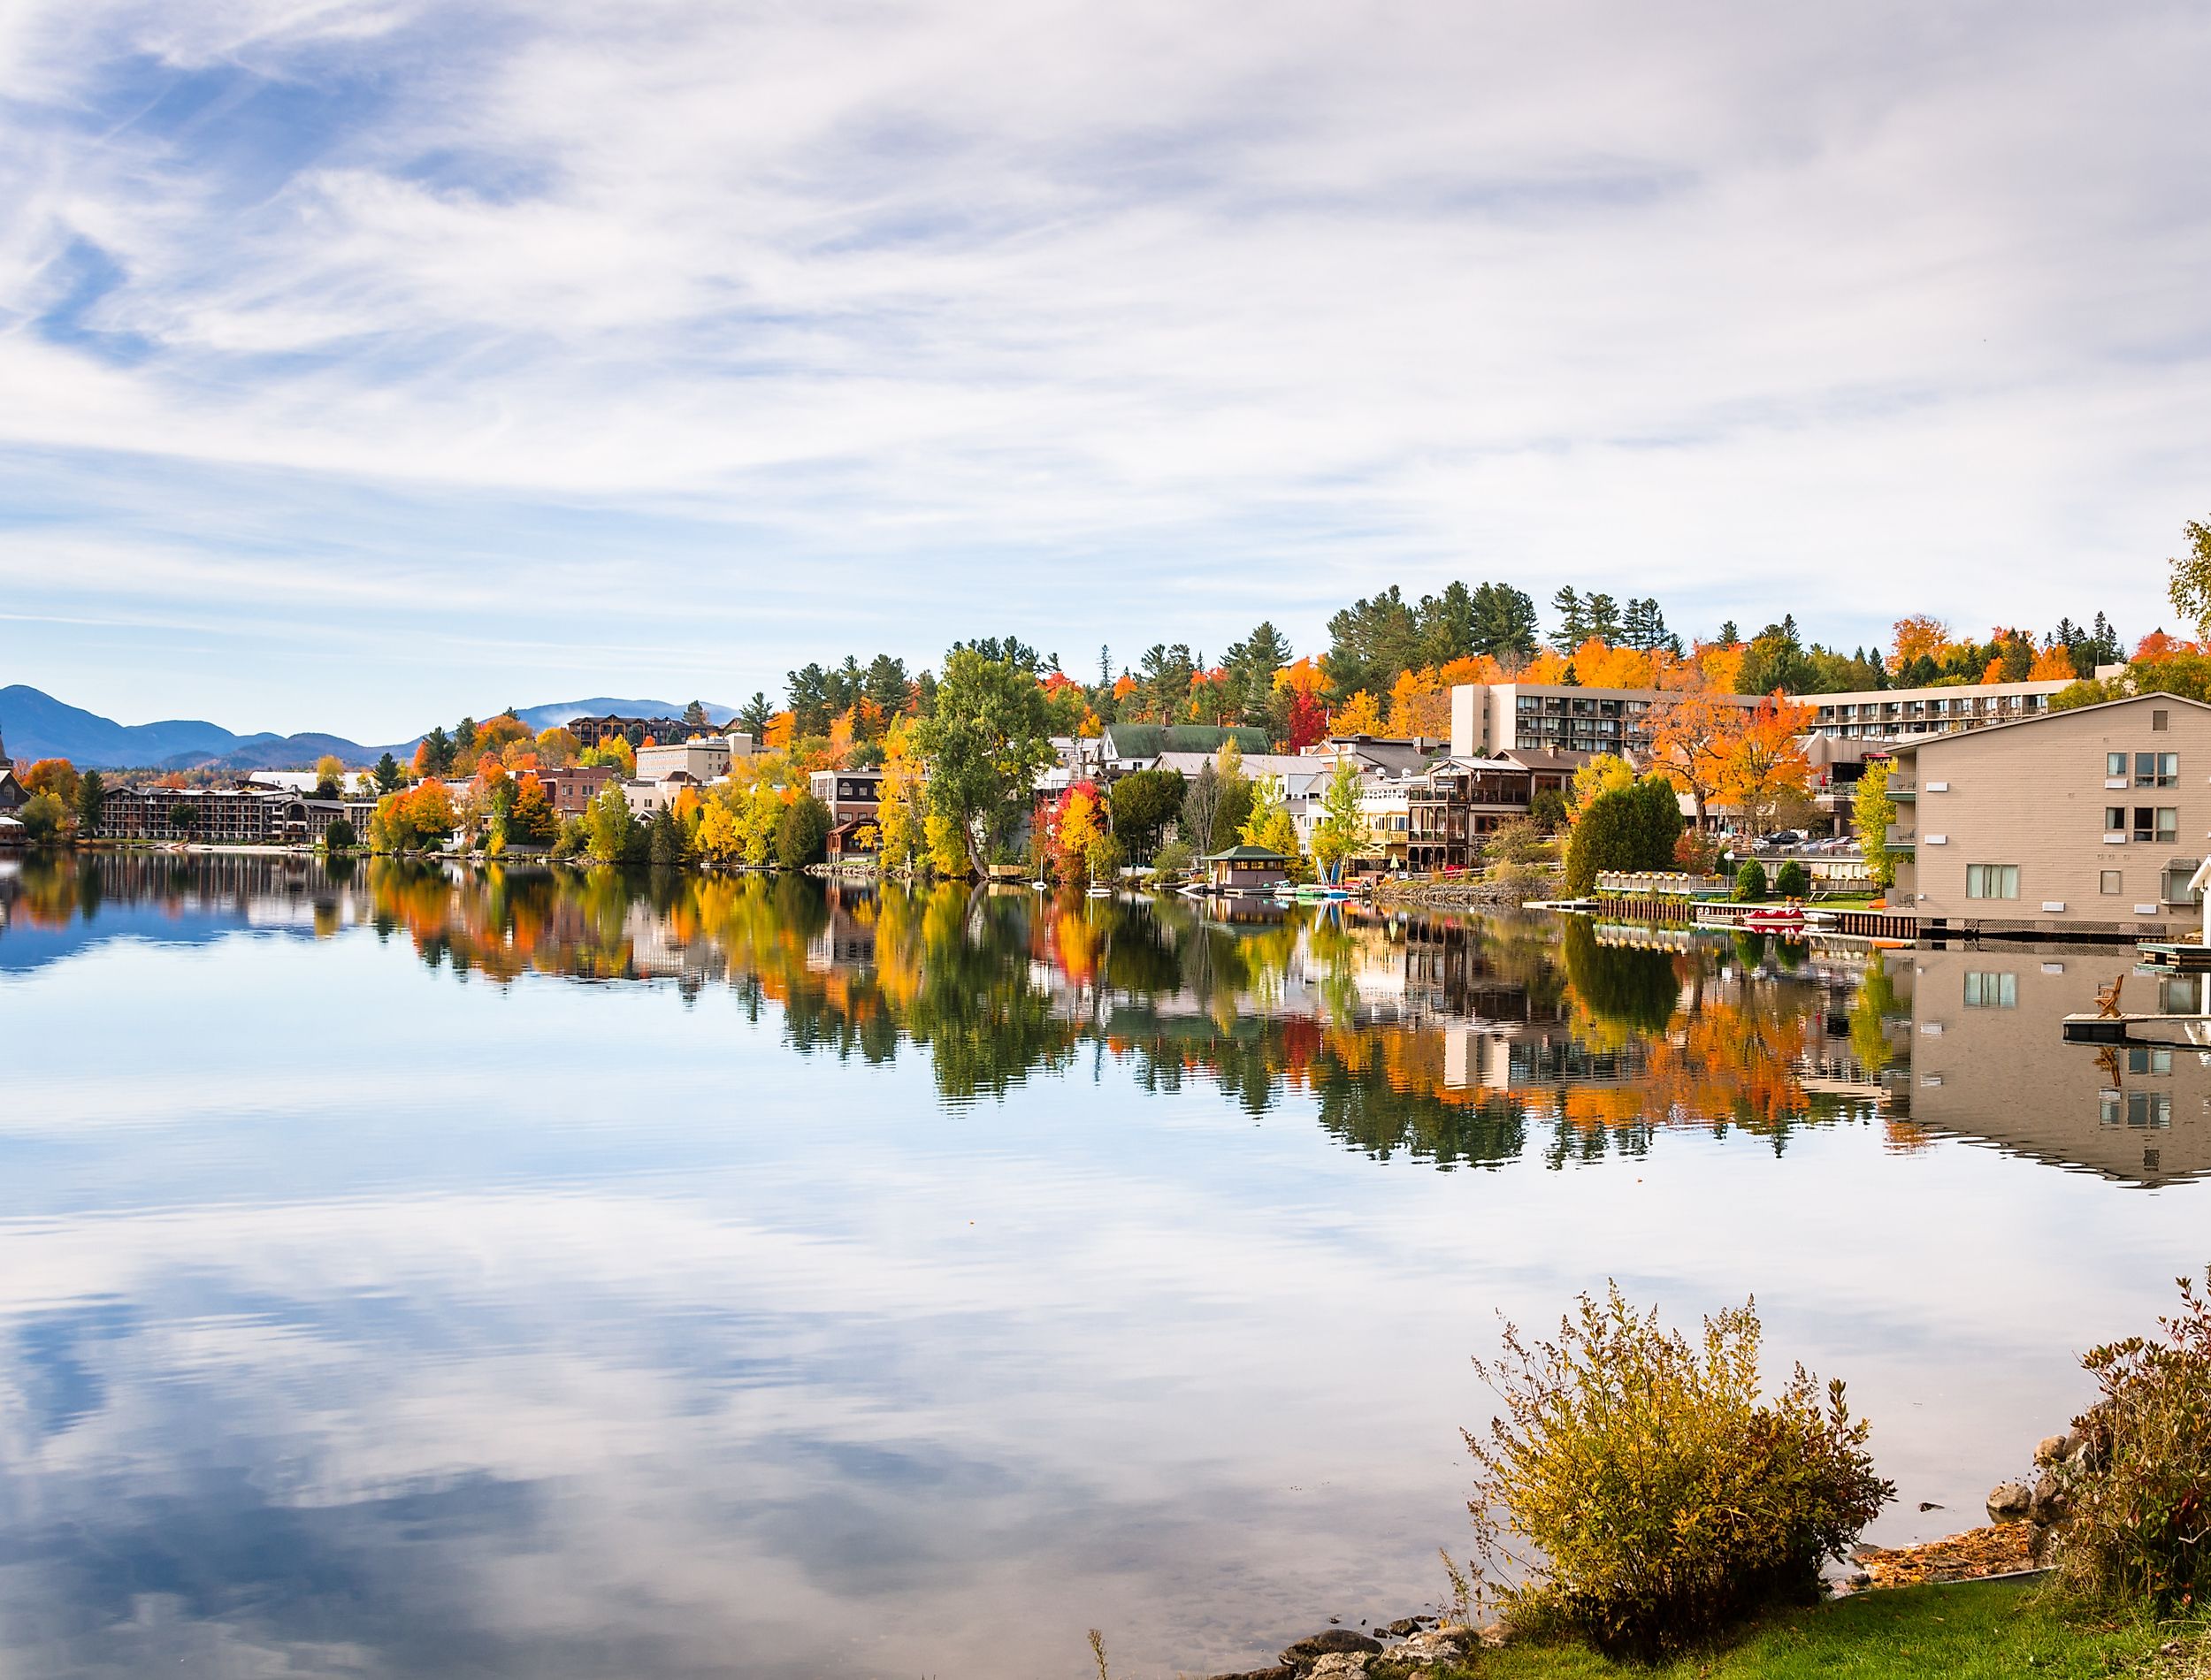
top-left (1715, 694), bottom-right (1816, 835)
top-left (313, 754), bottom-right (345, 798)
top-left (1853, 757), bottom-right (1898, 887)
top-left (1047, 783), bottom-right (1107, 886)
top-left (873, 718), bottom-right (927, 873)
top-left (1240, 775), bottom-right (1305, 876)
top-left (507, 775), bottom-right (556, 848)
top-left (1331, 690), bottom-right (1386, 736)
top-left (915, 647), bottom-right (1056, 874)
top-left (1648, 676), bottom-right (1745, 826)
top-left (24, 759), bottom-right (79, 807)
top-left (1888, 615), bottom-right (1952, 676)
top-left (1310, 757), bottom-right (1368, 883)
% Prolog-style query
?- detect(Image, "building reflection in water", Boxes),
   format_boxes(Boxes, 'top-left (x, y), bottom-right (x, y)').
top-left (1888, 944), bottom-right (2211, 1187)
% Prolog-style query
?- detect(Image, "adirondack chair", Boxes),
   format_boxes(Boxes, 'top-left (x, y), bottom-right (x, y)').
top-left (2094, 974), bottom-right (2127, 1019)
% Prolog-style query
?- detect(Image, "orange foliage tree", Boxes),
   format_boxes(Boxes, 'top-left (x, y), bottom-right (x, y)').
top-left (1888, 615), bottom-right (1952, 674)
top-left (2028, 644), bottom-right (2077, 680)
top-left (1714, 693), bottom-right (1815, 834)
top-left (1647, 675), bottom-right (1746, 826)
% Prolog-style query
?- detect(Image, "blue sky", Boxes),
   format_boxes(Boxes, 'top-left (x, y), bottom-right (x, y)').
top-left (2, 0), bottom-right (2208, 741)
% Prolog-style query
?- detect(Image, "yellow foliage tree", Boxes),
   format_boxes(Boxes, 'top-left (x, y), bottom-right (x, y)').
top-left (1571, 752), bottom-right (1637, 819)
top-left (1387, 668), bottom-right (1452, 737)
top-left (1331, 690), bottom-right (1387, 735)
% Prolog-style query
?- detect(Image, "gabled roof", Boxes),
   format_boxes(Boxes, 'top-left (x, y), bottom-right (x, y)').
top-left (1889, 689), bottom-right (2211, 753)
top-left (1205, 844), bottom-right (1289, 863)
top-left (1098, 723), bottom-right (1271, 760)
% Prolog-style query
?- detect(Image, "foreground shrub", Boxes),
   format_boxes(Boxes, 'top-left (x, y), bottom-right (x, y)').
top-left (2054, 1268), bottom-right (2211, 1611)
top-left (1774, 859), bottom-right (1810, 899)
top-left (1733, 859), bottom-right (1769, 902)
top-left (1461, 1283), bottom-right (1892, 1661)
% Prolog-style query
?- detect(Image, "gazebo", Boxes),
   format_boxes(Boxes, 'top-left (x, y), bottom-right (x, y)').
top-left (1205, 844), bottom-right (1290, 894)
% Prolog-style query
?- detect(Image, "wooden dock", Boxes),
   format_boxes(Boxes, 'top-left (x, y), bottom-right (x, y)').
top-left (2062, 1012), bottom-right (2211, 1044)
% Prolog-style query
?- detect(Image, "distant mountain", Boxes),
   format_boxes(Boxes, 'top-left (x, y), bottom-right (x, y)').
top-left (0, 685), bottom-right (365, 770)
top-left (0, 686), bottom-right (739, 770)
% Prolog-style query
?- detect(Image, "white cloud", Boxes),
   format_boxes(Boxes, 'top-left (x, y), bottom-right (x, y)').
top-left (0, 0), bottom-right (2207, 732)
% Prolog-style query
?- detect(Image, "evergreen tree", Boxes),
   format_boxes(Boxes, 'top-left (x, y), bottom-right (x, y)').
top-left (1584, 592), bottom-right (1623, 642)
top-left (1551, 586), bottom-right (1587, 651)
top-left (738, 692), bottom-right (774, 738)
top-left (374, 752), bottom-right (405, 792)
top-left (1471, 582), bottom-right (1540, 660)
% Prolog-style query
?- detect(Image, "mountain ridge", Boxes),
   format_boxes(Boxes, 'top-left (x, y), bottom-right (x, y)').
top-left (0, 687), bottom-right (737, 770)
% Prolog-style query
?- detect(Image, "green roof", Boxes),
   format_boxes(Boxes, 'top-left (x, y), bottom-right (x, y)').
top-left (1102, 723), bottom-right (1271, 760)
top-left (1205, 844), bottom-right (1289, 863)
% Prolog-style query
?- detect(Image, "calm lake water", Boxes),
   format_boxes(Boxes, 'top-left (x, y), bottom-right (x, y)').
top-left (1, 853), bottom-right (2205, 1678)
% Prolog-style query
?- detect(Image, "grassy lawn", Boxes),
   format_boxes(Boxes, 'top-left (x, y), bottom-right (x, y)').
top-left (1449, 1582), bottom-right (2203, 1679)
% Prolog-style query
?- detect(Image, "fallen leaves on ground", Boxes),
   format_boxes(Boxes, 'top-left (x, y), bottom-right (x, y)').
top-left (1853, 1523), bottom-right (2038, 1586)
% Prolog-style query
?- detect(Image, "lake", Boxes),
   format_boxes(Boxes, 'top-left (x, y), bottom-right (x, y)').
top-left (0, 853), bottom-right (2204, 1677)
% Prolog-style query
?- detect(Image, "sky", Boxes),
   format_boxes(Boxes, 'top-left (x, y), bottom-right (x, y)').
top-left (1, 0), bottom-right (2208, 742)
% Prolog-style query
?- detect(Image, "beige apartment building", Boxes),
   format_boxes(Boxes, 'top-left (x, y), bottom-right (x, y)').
top-left (1807, 678), bottom-right (2075, 741)
top-left (1448, 682), bottom-right (1762, 760)
top-left (1886, 692), bottom-right (2211, 933)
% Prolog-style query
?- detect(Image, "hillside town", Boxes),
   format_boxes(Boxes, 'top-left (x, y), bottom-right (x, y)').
top-left (11, 580), bottom-right (2211, 943)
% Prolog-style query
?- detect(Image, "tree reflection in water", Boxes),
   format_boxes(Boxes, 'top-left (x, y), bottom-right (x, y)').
top-left (0, 855), bottom-right (1888, 1157)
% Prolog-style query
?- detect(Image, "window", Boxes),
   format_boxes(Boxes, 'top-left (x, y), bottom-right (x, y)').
top-left (2136, 752), bottom-right (2179, 787)
top-left (2126, 1046), bottom-right (2174, 1075)
top-left (2108, 752), bottom-right (2129, 778)
top-left (2153, 709), bottom-right (2170, 731)
top-left (2163, 864), bottom-right (2200, 905)
top-left (1963, 971), bottom-right (2017, 1008)
top-left (2101, 869), bottom-right (2124, 895)
top-left (2133, 806), bottom-right (2170, 842)
top-left (2130, 1092), bottom-right (2172, 1128)
top-left (2107, 806), bottom-right (2127, 834)
top-left (1966, 864), bottom-right (2020, 899)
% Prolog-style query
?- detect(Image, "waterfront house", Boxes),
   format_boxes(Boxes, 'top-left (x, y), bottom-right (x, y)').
top-left (1405, 758), bottom-right (1542, 872)
top-left (1204, 844), bottom-right (1289, 892)
top-left (0, 727), bottom-right (23, 813)
top-left (1885, 691), bottom-right (2211, 935)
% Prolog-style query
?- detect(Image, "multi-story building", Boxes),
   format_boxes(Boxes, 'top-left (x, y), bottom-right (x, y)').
top-left (1885, 691), bottom-right (2211, 934)
top-left (811, 768), bottom-right (887, 859)
top-left (1807, 679), bottom-right (2074, 742)
top-left (567, 714), bottom-right (699, 751)
top-left (1449, 683), bottom-right (1763, 760)
top-left (534, 765), bottom-right (617, 818)
top-left (1406, 760), bottom-right (1544, 872)
top-left (635, 734), bottom-right (754, 783)
top-left (96, 784), bottom-right (376, 844)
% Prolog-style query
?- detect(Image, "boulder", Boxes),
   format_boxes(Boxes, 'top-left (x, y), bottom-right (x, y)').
top-left (1211, 1669), bottom-right (1293, 1680)
top-left (1307, 1657), bottom-right (1369, 1680)
top-left (2034, 1433), bottom-right (2071, 1466)
top-left (2030, 1471), bottom-right (2069, 1525)
top-left (1378, 1618), bottom-right (1433, 1638)
top-left (1281, 1630), bottom-right (1382, 1667)
top-left (1382, 1629), bottom-right (1472, 1667)
top-left (1986, 1480), bottom-right (2032, 1523)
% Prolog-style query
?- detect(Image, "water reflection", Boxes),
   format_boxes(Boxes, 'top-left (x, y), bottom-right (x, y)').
top-left (0, 855), bottom-right (2206, 1679)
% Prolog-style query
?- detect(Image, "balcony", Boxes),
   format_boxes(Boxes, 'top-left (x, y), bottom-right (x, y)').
top-left (1886, 825), bottom-right (1916, 856)
top-left (1888, 780), bottom-right (1916, 800)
